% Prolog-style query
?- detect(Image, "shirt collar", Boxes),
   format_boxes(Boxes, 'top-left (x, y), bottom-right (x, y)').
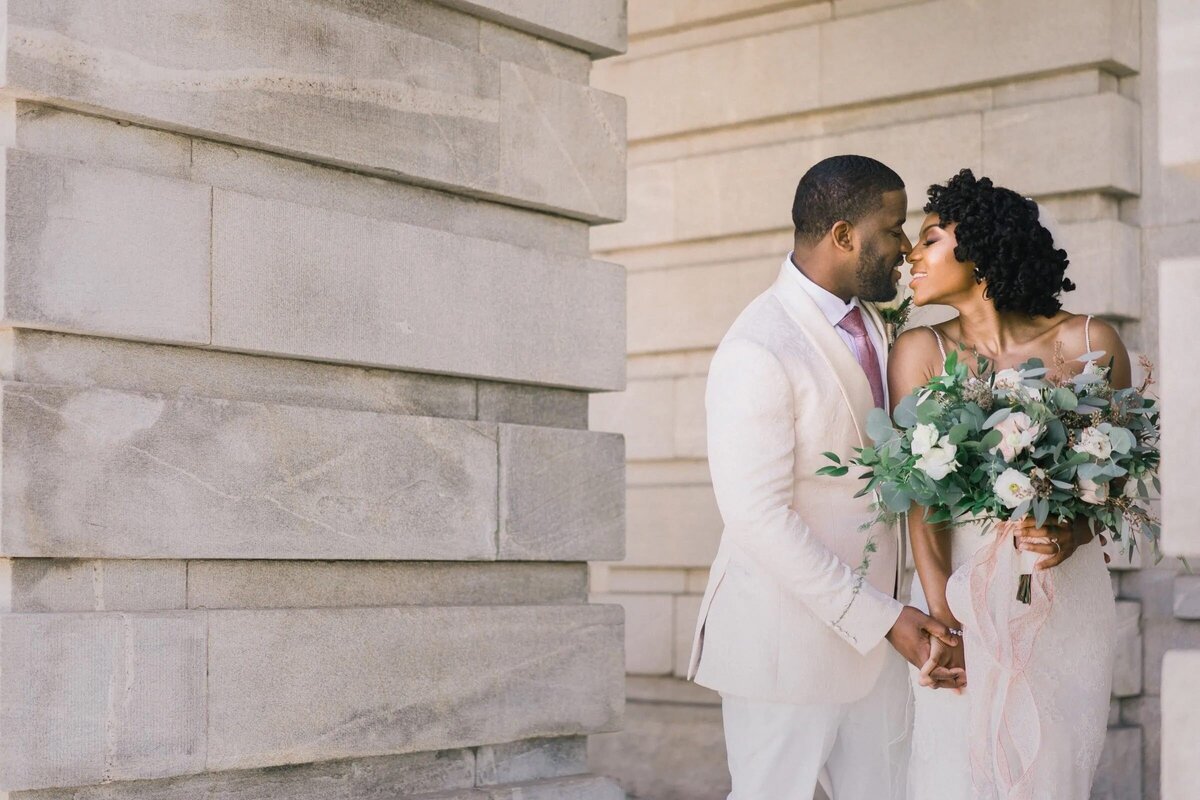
top-left (784, 253), bottom-right (860, 328)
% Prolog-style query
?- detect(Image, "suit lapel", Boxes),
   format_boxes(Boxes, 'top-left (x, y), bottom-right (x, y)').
top-left (770, 263), bottom-right (875, 447)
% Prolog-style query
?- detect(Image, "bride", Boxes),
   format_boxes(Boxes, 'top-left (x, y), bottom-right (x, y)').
top-left (889, 169), bottom-right (1124, 799)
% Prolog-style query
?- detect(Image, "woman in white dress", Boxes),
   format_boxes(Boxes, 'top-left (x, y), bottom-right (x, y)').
top-left (889, 169), bottom-right (1124, 799)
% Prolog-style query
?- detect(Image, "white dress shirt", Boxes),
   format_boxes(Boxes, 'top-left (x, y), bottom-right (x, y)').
top-left (786, 254), bottom-right (888, 405)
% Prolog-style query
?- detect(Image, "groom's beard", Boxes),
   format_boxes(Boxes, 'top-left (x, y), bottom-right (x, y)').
top-left (856, 241), bottom-right (900, 302)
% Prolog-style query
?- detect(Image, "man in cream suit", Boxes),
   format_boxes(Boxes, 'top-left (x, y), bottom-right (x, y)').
top-left (688, 156), bottom-right (960, 798)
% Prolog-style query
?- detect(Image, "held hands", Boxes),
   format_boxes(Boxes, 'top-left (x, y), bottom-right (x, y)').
top-left (886, 606), bottom-right (965, 690)
top-left (1011, 517), bottom-right (1095, 570)
top-left (919, 634), bottom-right (967, 694)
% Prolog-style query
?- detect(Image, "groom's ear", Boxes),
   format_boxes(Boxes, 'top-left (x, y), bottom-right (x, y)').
top-left (830, 219), bottom-right (856, 253)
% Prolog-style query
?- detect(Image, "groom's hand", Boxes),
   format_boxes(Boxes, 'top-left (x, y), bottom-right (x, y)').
top-left (886, 606), bottom-right (962, 686)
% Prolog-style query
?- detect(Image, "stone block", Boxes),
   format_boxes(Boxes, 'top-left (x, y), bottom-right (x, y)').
top-left (0, 330), bottom-right (479, 421)
top-left (983, 94), bottom-right (1141, 198)
top-left (673, 595), bottom-right (704, 677)
top-left (497, 63), bottom-right (626, 223)
top-left (626, 485), bottom-right (723, 568)
top-left (498, 425), bottom-right (625, 561)
top-left (615, 4), bottom-right (832, 63)
top-left (594, 593), bottom-right (673, 675)
top-left (6, 748), bottom-right (477, 799)
top-left (1162, 650), bottom-right (1200, 800)
top-left (1057, 221), bottom-right (1142, 320)
top-left (605, 567), bottom-right (688, 594)
top-left (189, 139), bottom-right (590, 259)
top-left (476, 737), bottom-right (587, 786)
top-left (589, 378), bottom-right (675, 461)
top-left (627, 258), bottom-right (782, 354)
top-left (686, 568), bottom-right (710, 594)
top-left (0, 559), bottom-right (185, 612)
top-left (1143, 618), bottom-right (1200, 695)
top-left (0, 612), bottom-right (205, 791)
top-left (832, 0), bottom-right (920, 16)
top-left (1159, 0), bottom-right (1200, 178)
top-left (186, 562), bottom-right (588, 609)
top-left (211, 190), bottom-right (625, 391)
top-left (1173, 575), bottom-right (1200, 619)
top-left (627, 0), bottom-right (826, 37)
top-left (3, 0), bottom-right (624, 221)
top-left (478, 22), bottom-right (591, 84)
top-left (820, 0), bottom-right (1139, 108)
top-left (1160, 259), bottom-right (1200, 557)
top-left (590, 696), bottom-right (730, 800)
top-left (1, 148), bottom-right (211, 344)
top-left (1091, 726), bottom-right (1142, 800)
top-left (431, 0), bottom-right (627, 56)
top-left (1112, 601), bottom-right (1143, 698)
top-left (476, 383), bottom-right (588, 430)
top-left (991, 69), bottom-right (1117, 110)
top-left (590, 161), bottom-right (677, 252)
top-left (596, 25), bottom-right (820, 141)
top-left (0, 382), bottom-right (498, 560)
top-left (3, 101), bottom-right (191, 178)
top-left (205, 604), bottom-right (624, 771)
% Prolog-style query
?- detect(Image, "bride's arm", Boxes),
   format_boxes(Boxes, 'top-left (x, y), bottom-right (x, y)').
top-left (888, 329), bottom-right (962, 629)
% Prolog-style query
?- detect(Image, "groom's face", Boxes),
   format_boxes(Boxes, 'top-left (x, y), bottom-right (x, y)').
top-left (852, 189), bottom-right (911, 302)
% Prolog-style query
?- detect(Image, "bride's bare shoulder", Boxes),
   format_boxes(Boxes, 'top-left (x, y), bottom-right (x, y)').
top-left (889, 326), bottom-right (945, 387)
top-left (892, 325), bottom-right (944, 359)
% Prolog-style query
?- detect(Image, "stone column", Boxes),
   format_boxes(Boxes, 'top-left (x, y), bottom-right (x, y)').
top-left (1156, 0), bottom-right (1200, 797)
top-left (0, 2), bottom-right (629, 798)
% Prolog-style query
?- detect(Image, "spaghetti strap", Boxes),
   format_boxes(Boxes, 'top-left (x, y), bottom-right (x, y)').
top-left (1084, 314), bottom-right (1094, 353)
top-left (927, 326), bottom-right (947, 361)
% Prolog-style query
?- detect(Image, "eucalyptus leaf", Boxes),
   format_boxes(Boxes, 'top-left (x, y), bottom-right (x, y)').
top-left (1051, 388), bottom-right (1078, 410)
top-left (881, 483), bottom-right (911, 513)
top-left (866, 408), bottom-right (899, 445)
top-left (821, 451), bottom-right (842, 464)
top-left (983, 407), bottom-right (1012, 429)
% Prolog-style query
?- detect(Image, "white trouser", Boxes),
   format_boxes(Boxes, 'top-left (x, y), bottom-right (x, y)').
top-left (721, 649), bottom-right (912, 800)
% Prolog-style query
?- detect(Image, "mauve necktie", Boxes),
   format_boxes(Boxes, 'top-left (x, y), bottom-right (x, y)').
top-left (837, 307), bottom-right (885, 409)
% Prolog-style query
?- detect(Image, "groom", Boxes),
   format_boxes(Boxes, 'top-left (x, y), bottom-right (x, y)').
top-left (689, 155), bottom-right (1095, 798)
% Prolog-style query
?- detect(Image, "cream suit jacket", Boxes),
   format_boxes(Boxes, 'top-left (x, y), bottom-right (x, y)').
top-left (688, 260), bottom-right (905, 705)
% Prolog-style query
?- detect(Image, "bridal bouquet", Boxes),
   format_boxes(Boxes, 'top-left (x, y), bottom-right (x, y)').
top-left (819, 348), bottom-right (1161, 602)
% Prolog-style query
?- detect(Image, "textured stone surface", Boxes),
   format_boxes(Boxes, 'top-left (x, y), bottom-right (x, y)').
top-left (0, 559), bottom-right (185, 612)
top-left (1, 148), bottom-right (211, 344)
top-left (498, 425), bottom-right (625, 561)
top-left (983, 94), bottom-right (1141, 198)
top-left (1159, 0), bottom-right (1200, 177)
top-left (0, 382), bottom-right (498, 560)
top-left (1160, 259), bottom-right (1200, 557)
top-left (1172, 575), bottom-right (1200, 619)
top-left (604, 567), bottom-right (688, 594)
top-left (1162, 650), bottom-right (1200, 800)
top-left (1091, 727), bottom-right (1143, 800)
top-left (478, 22), bottom-right (592, 84)
top-left (476, 383), bottom-right (589, 429)
top-left (589, 378), bottom-right (676, 461)
top-left (483, 775), bottom-right (625, 800)
top-left (1113, 601), bottom-right (1143, 698)
top-left (627, 0), bottom-right (821, 36)
top-left (590, 695), bottom-right (730, 800)
top-left (205, 604), bottom-right (624, 770)
top-left (0, 330), bottom-right (479, 421)
top-left (0, 612), bottom-right (205, 791)
top-left (211, 190), bottom-right (625, 391)
top-left (820, 0), bottom-right (1139, 108)
top-left (476, 737), bottom-right (588, 786)
top-left (625, 485), bottom-right (722, 567)
top-left (433, 0), bottom-right (627, 55)
top-left (3, 0), bottom-right (625, 221)
top-left (1058, 221), bottom-right (1142, 320)
top-left (8, 748), bottom-right (477, 799)
top-left (186, 562), bottom-right (588, 609)
top-left (593, 593), bottom-right (673, 675)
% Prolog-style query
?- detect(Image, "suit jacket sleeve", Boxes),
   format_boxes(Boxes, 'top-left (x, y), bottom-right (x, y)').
top-left (706, 338), bottom-right (903, 654)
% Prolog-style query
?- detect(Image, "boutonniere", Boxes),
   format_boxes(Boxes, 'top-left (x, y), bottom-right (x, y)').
top-left (876, 295), bottom-right (912, 348)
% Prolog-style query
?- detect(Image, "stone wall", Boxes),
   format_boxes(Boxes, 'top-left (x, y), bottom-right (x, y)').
top-left (0, 2), bottom-right (629, 798)
top-left (587, 1), bottom-right (1200, 798)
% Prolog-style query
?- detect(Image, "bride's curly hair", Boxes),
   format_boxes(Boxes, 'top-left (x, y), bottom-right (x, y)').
top-left (924, 169), bottom-right (1074, 317)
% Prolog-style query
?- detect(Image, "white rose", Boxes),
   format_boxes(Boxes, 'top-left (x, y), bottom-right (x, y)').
top-left (916, 438), bottom-right (959, 480)
top-left (993, 368), bottom-right (1025, 394)
top-left (911, 423), bottom-right (940, 456)
top-left (994, 468), bottom-right (1035, 509)
top-left (1074, 426), bottom-right (1113, 460)
top-left (991, 411), bottom-right (1043, 462)
top-left (1078, 477), bottom-right (1109, 505)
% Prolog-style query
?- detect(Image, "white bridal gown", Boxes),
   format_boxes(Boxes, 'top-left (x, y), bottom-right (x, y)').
top-left (907, 325), bottom-right (1117, 799)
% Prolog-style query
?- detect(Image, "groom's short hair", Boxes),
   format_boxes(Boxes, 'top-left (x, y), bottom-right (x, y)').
top-left (792, 155), bottom-right (904, 244)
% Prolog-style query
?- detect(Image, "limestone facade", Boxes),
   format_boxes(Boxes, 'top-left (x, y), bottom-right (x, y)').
top-left (588, 1), bottom-right (1200, 798)
top-left (0, 2), bottom-right (629, 798)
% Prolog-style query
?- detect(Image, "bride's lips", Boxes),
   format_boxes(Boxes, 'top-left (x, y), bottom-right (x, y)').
top-left (910, 271), bottom-right (928, 284)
